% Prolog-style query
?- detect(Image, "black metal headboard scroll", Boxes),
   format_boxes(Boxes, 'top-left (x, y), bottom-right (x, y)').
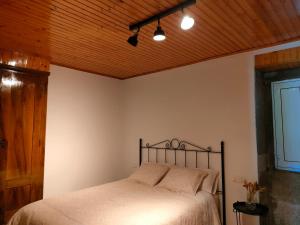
top-left (139, 138), bottom-right (226, 225)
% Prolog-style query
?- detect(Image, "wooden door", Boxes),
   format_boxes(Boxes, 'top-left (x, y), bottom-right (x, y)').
top-left (0, 68), bottom-right (48, 224)
top-left (0, 84), bottom-right (7, 225)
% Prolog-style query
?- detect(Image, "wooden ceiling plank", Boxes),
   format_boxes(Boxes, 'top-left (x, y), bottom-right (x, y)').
top-left (46, 31), bottom-right (197, 71)
top-left (48, 45), bottom-right (144, 74)
top-left (1, 0), bottom-right (300, 78)
top-left (95, 0), bottom-right (218, 59)
top-left (234, 0), bottom-right (278, 44)
top-left (70, 0), bottom-right (132, 26)
top-left (281, 0), bottom-right (300, 35)
top-left (269, 0), bottom-right (298, 37)
top-left (158, 0), bottom-right (233, 54)
top-left (52, 0), bottom-right (212, 62)
top-left (196, 3), bottom-right (248, 50)
top-left (0, 9), bottom-right (125, 56)
top-left (1, 0), bottom-right (236, 63)
top-left (52, 0), bottom-right (127, 31)
top-left (1, 4), bottom-right (197, 66)
top-left (212, 0), bottom-right (259, 47)
top-left (247, 0), bottom-right (286, 41)
top-left (202, 1), bottom-right (253, 49)
top-left (48, 37), bottom-right (190, 71)
top-left (186, 4), bottom-right (243, 52)
top-left (0, 24), bottom-right (185, 73)
top-left (51, 0), bottom-right (127, 32)
top-left (51, 61), bottom-right (124, 79)
top-left (253, 0), bottom-right (290, 40)
top-left (132, 0), bottom-right (249, 58)
top-left (3, 1), bottom-right (107, 34)
top-left (225, 0), bottom-right (265, 46)
top-left (128, 36), bottom-right (300, 79)
top-left (133, 0), bottom-right (239, 56)
top-left (109, 1), bottom-right (214, 57)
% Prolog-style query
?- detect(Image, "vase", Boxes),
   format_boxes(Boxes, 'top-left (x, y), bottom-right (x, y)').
top-left (246, 192), bottom-right (257, 210)
top-left (247, 191), bottom-right (255, 203)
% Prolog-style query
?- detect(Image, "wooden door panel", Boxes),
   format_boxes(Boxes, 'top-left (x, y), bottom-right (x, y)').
top-left (4, 184), bottom-right (31, 223)
top-left (0, 86), bottom-right (7, 225)
top-left (4, 185), bottom-right (31, 210)
top-left (30, 81), bottom-right (47, 202)
top-left (2, 78), bottom-right (35, 179)
top-left (0, 69), bottom-right (48, 224)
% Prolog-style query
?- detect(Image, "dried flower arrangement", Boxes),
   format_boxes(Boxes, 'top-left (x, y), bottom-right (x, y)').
top-left (243, 180), bottom-right (266, 204)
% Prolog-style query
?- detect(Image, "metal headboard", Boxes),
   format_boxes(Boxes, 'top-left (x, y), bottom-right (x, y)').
top-left (139, 138), bottom-right (226, 225)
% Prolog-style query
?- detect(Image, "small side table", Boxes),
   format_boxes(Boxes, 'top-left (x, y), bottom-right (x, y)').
top-left (233, 201), bottom-right (268, 225)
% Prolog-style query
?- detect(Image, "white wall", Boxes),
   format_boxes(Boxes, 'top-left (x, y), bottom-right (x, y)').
top-left (44, 65), bottom-right (124, 198)
top-left (122, 41), bottom-right (300, 225)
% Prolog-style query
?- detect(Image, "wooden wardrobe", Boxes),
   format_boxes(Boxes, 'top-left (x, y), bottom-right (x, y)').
top-left (0, 53), bottom-right (49, 224)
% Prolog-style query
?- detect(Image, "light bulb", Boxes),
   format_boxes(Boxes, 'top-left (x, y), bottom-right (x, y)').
top-left (181, 15), bottom-right (194, 30)
top-left (153, 24), bottom-right (166, 41)
top-left (153, 34), bottom-right (166, 41)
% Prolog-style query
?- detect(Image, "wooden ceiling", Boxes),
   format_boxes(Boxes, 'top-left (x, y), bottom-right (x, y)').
top-left (1, 0), bottom-right (300, 79)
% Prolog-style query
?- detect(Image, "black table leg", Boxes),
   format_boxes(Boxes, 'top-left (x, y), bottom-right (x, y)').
top-left (234, 211), bottom-right (242, 225)
top-left (235, 211), bottom-right (239, 225)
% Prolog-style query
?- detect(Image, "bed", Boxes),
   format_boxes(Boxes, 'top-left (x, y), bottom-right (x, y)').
top-left (7, 138), bottom-right (226, 225)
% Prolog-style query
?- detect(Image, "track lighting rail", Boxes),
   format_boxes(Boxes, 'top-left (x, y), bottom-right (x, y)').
top-left (129, 0), bottom-right (196, 31)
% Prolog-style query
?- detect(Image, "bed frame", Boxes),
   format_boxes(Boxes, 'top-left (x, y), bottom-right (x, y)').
top-left (139, 138), bottom-right (226, 225)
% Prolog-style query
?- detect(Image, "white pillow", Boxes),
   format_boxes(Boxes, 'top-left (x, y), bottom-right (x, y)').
top-left (156, 167), bottom-right (208, 195)
top-left (128, 163), bottom-right (170, 186)
top-left (198, 169), bottom-right (219, 194)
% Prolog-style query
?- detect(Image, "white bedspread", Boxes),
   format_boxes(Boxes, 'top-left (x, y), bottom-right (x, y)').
top-left (8, 179), bottom-right (221, 225)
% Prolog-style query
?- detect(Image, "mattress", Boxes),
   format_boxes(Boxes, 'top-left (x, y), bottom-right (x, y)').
top-left (8, 179), bottom-right (221, 225)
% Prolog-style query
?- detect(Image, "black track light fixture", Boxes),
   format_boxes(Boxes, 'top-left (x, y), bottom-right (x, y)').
top-left (127, 0), bottom-right (196, 46)
top-left (127, 28), bottom-right (139, 47)
top-left (127, 33), bottom-right (138, 47)
top-left (153, 20), bottom-right (166, 41)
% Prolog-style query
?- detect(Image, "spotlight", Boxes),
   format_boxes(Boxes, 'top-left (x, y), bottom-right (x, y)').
top-left (153, 20), bottom-right (166, 41)
top-left (127, 30), bottom-right (139, 47)
top-left (180, 14), bottom-right (194, 30)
